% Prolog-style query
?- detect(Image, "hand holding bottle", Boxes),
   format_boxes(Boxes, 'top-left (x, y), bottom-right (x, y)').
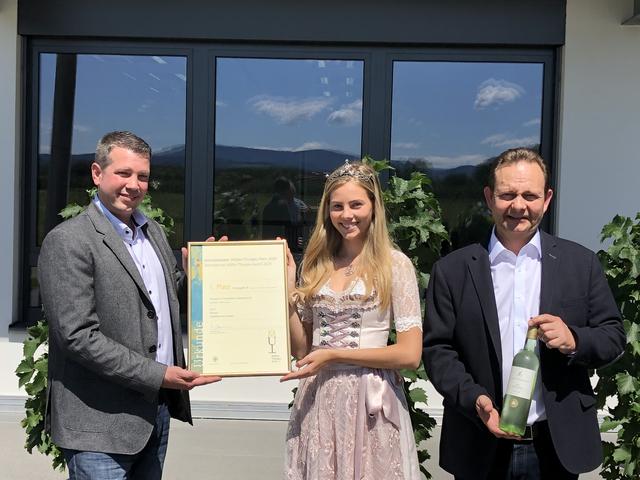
top-left (475, 394), bottom-right (523, 439)
top-left (529, 314), bottom-right (576, 354)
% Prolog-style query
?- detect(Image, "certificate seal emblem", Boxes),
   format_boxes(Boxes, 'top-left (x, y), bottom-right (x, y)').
top-left (510, 398), bottom-right (519, 408)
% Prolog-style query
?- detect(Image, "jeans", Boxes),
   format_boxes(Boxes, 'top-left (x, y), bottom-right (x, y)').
top-left (487, 421), bottom-right (579, 480)
top-left (63, 403), bottom-right (170, 480)
top-left (456, 421), bottom-right (579, 480)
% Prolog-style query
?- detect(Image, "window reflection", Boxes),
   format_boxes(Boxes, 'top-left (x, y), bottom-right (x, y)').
top-left (213, 58), bottom-right (364, 256)
top-left (37, 53), bottom-right (187, 248)
top-left (391, 61), bottom-right (544, 250)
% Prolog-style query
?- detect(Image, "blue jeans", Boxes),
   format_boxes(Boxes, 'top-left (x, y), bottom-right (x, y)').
top-left (63, 404), bottom-right (170, 480)
top-left (486, 421), bottom-right (578, 480)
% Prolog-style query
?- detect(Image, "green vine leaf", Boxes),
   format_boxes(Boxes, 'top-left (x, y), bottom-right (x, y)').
top-left (596, 212), bottom-right (640, 479)
top-left (363, 157), bottom-right (447, 478)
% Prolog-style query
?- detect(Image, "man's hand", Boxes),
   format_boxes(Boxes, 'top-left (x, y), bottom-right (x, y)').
top-left (529, 314), bottom-right (576, 354)
top-left (475, 395), bottom-right (522, 439)
top-left (181, 235), bottom-right (229, 273)
top-left (162, 366), bottom-right (221, 390)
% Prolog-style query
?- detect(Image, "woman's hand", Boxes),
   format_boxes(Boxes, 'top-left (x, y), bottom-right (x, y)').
top-left (280, 349), bottom-right (335, 382)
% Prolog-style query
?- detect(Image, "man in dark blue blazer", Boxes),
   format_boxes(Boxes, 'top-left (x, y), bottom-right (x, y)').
top-left (422, 148), bottom-right (625, 479)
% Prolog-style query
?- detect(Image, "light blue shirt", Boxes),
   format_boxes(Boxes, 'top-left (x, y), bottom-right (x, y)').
top-left (94, 196), bottom-right (174, 367)
top-left (489, 229), bottom-right (545, 424)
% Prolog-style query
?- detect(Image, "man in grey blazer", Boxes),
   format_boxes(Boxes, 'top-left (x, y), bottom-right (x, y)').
top-left (38, 131), bottom-right (220, 479)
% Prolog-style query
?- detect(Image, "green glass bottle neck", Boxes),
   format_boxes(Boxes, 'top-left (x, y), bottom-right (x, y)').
top-left (524, 338), bottom-right (537, 351)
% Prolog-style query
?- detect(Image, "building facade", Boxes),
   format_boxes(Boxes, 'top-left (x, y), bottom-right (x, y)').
top-left (1, 0), bottom-right (638, 419)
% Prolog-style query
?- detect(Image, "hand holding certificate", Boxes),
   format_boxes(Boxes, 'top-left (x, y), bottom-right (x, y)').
top-left (188, 240), bottom-right (291, 376)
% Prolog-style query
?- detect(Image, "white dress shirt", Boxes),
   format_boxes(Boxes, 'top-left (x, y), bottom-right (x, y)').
top-left (489, 229), bottom-right (545, 424)
top-left (94, 197), bottom-right (175, 367)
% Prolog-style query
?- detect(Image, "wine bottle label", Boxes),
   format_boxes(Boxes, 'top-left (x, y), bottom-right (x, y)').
top-left (505, 366), bottom-right (536, 398)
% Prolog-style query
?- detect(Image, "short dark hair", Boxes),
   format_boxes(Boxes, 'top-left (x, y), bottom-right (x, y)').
top-left (95, 131), bottom-right (151, 168)
top-left (488, 148), bottom-right (549, 191)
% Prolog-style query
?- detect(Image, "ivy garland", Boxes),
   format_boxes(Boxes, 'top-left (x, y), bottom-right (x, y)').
top-left (596, 213), bottom-right (640, 480)
top-left (365, 157), bottom-right (448, 478)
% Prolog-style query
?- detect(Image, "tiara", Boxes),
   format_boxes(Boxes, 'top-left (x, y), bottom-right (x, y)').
top-left (325, 159), bottom-right (375, 183)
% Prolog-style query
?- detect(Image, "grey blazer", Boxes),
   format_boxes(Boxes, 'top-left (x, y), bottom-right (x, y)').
top-left (38, 202), bottom-right (192, 455)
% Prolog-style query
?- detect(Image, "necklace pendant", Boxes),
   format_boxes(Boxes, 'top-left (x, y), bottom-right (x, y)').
top-left (344, 264), bottom-right (355, 276)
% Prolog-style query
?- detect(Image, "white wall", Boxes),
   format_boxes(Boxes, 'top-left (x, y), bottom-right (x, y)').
top-left (557, 0), bottom-right (640, 250)
top-left (0, 0), bottom-right (25, 400)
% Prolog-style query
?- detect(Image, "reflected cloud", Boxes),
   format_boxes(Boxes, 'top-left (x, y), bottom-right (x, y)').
top-left (481, 133), bottom-right (538, 148)
top-left (149, 87), bottom-right (160, 93)
top-left (523, 118), bottom-right (541, 127)
top-left (148, 73), bottom-right (161, 81)
top-left (216, 100), bottom-right (228, 107)
top-left (152, 56), bottom-right (168, 65)
top-left (174, 73), bottom-right (187, 82)
top-left (396, 153), bottom-right (487, 169)
top-left (123, 72), bottom-right (137, 81)
top-left (295, 141), bottom-right (326, 151)
top-left (474, 78), bottom-right (524, 109)
top-left (248, 95), bottom-right (333, 125)
top-left (73, 124), bottom-right (92, 133)
top-left (393, 142), bottom-right (420, 150)
top-left (327, 99), bottom-right (362, 127)
top-left (249, 141), bottom-right (331, 152)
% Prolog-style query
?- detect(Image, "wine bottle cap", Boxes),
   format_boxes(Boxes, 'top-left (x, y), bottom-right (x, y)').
top-left (527, 327), bottom-right (538, 340)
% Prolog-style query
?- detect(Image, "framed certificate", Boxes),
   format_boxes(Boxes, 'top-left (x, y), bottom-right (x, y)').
top-left (187, 240), bottom-right (291, 376)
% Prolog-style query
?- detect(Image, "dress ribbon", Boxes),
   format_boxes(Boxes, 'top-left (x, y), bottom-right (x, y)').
top-left (353, 369), bottom-right (401, 479)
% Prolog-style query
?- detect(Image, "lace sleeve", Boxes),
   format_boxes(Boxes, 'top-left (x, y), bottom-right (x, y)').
top-left (296, 299), bottom-right (314, 324)
top-left (391, 250), bottom-right (422, 332)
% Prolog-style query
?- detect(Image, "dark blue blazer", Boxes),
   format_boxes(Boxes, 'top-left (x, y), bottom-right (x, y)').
top-left (422, 230), bottom-right (625, 477)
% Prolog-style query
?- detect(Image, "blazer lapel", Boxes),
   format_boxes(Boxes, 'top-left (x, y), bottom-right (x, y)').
top-left (468, 244), bottom-right (502, 370)
top-left (539, 231), bottom-right (559, 314)
top-left (87, 203), bottom-right (153, 306)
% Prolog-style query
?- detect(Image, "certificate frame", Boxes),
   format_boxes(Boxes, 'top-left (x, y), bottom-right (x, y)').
top-left (187, 240), bottom-right (291, 377)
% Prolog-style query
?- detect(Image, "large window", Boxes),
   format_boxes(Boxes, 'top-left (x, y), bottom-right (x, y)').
top-left (19, 42), bottom-right (555, 325)
top-left (37, 53), bottom-right (187, 247)
top-left (214, 58), bottom-right (364, 258)
top-left (390, 61), bottom-right (544, 249)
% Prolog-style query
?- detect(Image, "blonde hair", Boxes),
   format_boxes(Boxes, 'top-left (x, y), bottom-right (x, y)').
top-left (296, 162), bottom-right (395, 310)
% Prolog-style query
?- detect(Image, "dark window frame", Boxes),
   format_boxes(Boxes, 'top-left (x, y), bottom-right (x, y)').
top-left (16, 38), bottom-right (558, 327)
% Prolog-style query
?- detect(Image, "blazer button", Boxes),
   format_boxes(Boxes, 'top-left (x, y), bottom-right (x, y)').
top-left (149, 345), bottom-right (157, 353)
top-left (147, 310), bottom-right (155, 319)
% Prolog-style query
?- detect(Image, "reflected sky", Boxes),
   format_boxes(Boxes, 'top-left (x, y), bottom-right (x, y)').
top-left (216, 58), bottom-right (363, 156)
top-left (391, 62), bottom-right (543, 168)
top-left (39, 54), bottom-right (187, 154)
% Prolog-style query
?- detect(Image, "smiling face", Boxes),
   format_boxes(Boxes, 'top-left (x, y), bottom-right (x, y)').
top-left (91, 146), bottom-right (150, 225)
top-left (484, 160), bottom-right (553, 251)
top-left (328, 180), bottom-right (374, 244)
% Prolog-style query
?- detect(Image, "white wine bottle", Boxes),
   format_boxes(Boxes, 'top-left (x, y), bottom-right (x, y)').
top-left (499, 327), bottom-right (539, 436)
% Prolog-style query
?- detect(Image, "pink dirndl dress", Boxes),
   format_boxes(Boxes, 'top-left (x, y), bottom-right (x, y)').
top-left (285, 250), bottom-right (423, 480)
